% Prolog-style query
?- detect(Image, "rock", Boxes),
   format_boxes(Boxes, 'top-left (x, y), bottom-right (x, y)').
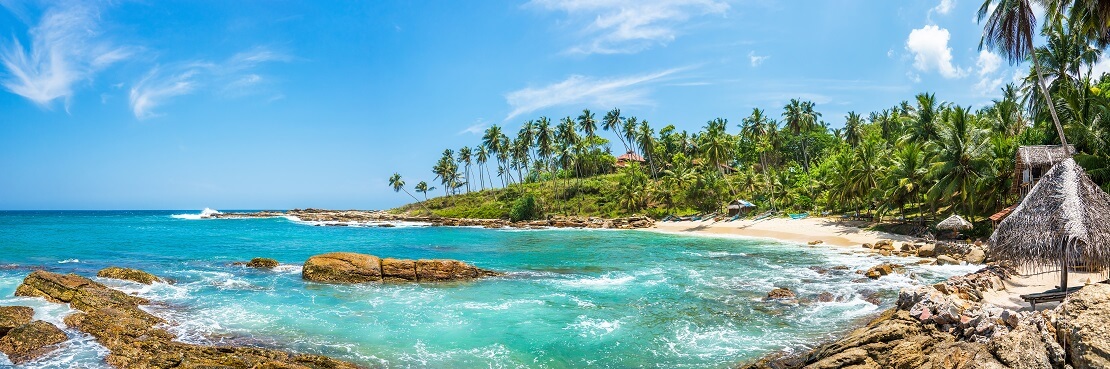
top-left (765, 287), bottom-right (796, 300)
top-left (1059, 284), bottom-right (1110, 369)
top-left (381, 258), bottom-right (417, 281)
top-left (916, 244), bottom-right (936, 257)
top-left (302, 252), bottom-right (382, 283)
top-left (875, 239), bottom-right (895, 251)
top-left (862, 243), bottom-right (873, 249)
top-left (964, 248), bottom-right (986, 264)
top-left (245, 257), bottom-right (279, 269)
top-left (15, 270), bottom-right (359, 369)
top-left (808, 240), bottom-right (823, 245)
top-left (96, 266), bottom-right (162, 284)
top-left (934, 255), bottom-right (960, 265)
top-left (0, 306), bottom-right (33, 336)
top-left (988, 323), bottom-right (1052, 369)
top-left (416, 259), bottom-right (480, 281)
top-left (817, 292), bottom-right (836, 302)
top-left (900, 242), bottom-right (917, 252)
top-left (0, 320), bottom-right (66, 364)
top-left (864, 263), bottom-right (902, 280)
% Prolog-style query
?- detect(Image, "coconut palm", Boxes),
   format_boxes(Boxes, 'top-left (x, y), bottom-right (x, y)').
top-left (978, 0), bottom-right (1071, 153)
top-left (782, 98), bottom-right (821, 174)
top-left (483, 125), bottom-right (504, 187)
top-left (535, 117), bottom-right (554, 180)
top-left (388, 173), bottom-right (424, 208)
top-left (927, 106), bottom-right (991, 219)
top-left (844, 111), bottom-right (864, 147)
top-left (476, 146), bottom-right (489, 190)
top-left (457, 146), bottom-right (472, 193)
top-left (623, 116), bottom-right (640, 155)
top-left (414, 181), bottom-right (436, 200)
top-left (603, 108), bottom-right (629, 153)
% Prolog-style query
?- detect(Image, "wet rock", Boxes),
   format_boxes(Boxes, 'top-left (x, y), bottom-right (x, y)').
top-left (808, 266), bottom-right (829, 274)
top-left (302, 252), bottom-right (382, 283)
top-left (863, 263), bottom-right (902, 280)
top-left (934, 255), bottom-right (960, 266)
top-left (861, 243), bottom-right (873, 249)
top-left (916, 244), bottom-right (936, 257)
top-left (0, 306), bottom-right (33, 336)
top-left (875, 239), bottom-right (895, 251)
top-left (964, 248), bottom-right (986, 264)
top-left (900, 242), bottom-right (917, 252)
top-left (765, 287), bottom-right (796, 301)
top-left (381, 258), bottom-right (416, 281)
top-left (1059, 284), bottom-right (1110, 369)
top-left (415, 259), bottom-right (497, 281)
top-left (807, 240), bottom-right (823, 245)
top-left (817, 292), bottom-right (836, 302)
top-left (0, 320), bottom-right (66, 364)
top-left (96, 266), bottom-right (162, 284)
top-left (245, 257), bottom-right (280, 269)
top-left (16, 270), bottom-right (359, 369)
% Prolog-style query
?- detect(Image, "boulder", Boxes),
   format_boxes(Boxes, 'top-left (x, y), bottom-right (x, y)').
top-left (934, 255), bottom-right (961, 266)
top-left (302, 252), bottom-right (382, 283)
top-left (1060, 284), bottom-right (1110, 369)
top-left (861, 243), bottom-right (873, 249)
top-left (900, 242), bottom-right (917, 252)
top-left (765, 287), bottom-right (796, 301)
top-left (381, 258), bottom-right (417, 281)
top-left (808, 240), bottom-right (824, 245)
top-left (964, 248), bottom-right (986, 264)
top-left (0, 320), bottom-right (66, 364)
top-left (988, 323), bottom-right (1053, 369)
top-left (875, 239), bottom-right (895, 251)
top-left (96, 267), bottom-right (162, 284)
top-left (864, 263), bottom-right (902, 279)
top-left (416, 259), bottom-right (480, 281)
top-left (0, 306), bottom-right (33, 336)
top-left (916, 244), bottom-right (936, 257)
top-left (245, 257), bottom-right (279, 269)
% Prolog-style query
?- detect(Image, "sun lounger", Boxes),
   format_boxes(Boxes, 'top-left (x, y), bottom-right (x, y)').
top-left (1020, 285), bottom-right (1084, 309)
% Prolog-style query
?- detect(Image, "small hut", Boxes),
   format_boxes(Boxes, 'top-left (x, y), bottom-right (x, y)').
top-left (615, 151), bottom-right (645, 168)
top-left (1013, 145), bottom-right (1074, 200)
top-left (937, 214), bottom-right (973, 237)
top-left (989, 204), bottom-right (1016, 228)
top-left (727, 199), bottom-right (756, 216)
top-left (991, 158), bottom-right (1110, 292)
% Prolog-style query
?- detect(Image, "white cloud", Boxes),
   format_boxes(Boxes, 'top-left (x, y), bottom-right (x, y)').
top-left (1092, 56), bottom-right (1110, 78)
top-left (527, 0), bottom-right (729, 55)
top-left (932, 0), bottom-right (955, 15)
top-left (0, 3), bottom-right (131, 108)
top-left (749, 51), bottom-right (769, 67)
top-left (129, 47), bottom-right (288, 119)
top-left (974, 76), bottom-right (1003, 96)
top-left (905, 25), bottom-right (967, 79)
top-left (976, 50), bottom-right (1002, 76)
top-left (504, 67), bottom-right (685, 120)
top-left (459, 120), bottom-right (490, 135)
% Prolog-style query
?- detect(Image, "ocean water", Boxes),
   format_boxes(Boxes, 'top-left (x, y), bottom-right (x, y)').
top-left (0, 211), bottom-right (979, 368)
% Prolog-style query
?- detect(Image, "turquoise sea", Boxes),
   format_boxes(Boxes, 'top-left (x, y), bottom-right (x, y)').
top-left (0, 211), bottom-right (978, 368)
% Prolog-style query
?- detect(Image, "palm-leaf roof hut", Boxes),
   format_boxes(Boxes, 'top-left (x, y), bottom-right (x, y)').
top-left (990, 158), bottom-right (1110, 291)
top-left (937, 214), bottom-right (973, 230)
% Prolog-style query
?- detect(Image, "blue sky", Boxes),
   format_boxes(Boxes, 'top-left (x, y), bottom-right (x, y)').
top-left (0, 0), bottom-right (1076, 210)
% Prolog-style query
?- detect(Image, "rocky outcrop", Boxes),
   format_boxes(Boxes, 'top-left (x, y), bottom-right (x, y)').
top-left (302, 252), bottom-right (499, 283)
top-left (0, 306), bottom-right (33, 336)
top-left (244, 257), bottom-right (280, 269)
top-left (736, 265), bottom-right (1110, 369)
top-left (15, 270), bottom-right (359, 369)
top-left (765, 288), bottom-right (796, 301)
top-left (211, 209), bottom-right (656, 230)
top-left (96, 266), bottom-right (163, 284)
top-left (862, 263), bottom-right (903, 279)
top-left (0, 319), bottom-right (67, 364)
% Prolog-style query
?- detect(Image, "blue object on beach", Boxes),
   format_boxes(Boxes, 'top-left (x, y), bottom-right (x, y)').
top-left (789, 213), bottom-right (808, 219)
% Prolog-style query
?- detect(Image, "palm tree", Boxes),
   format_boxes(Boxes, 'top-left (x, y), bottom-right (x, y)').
top-left (388, 173), bottom-right (426, 210)
top-left (637, 120), bottom-right (657, 178)
top-left (782, 98), bottom-right (821, 174)
top-left (476, 146), bottom-right (490, 190)
top-left (904, 93), bottom-right (942, 143)
top-left (844, 111), bottom-right (864, 147)
top-left (536, 116), bottom-right (554, 180)
top-left (577, 109), bottom-right (599, 176)
top-left (883, 143), bottom-right (929, 221)
top-left (457, 146), bottom-right (473, 193)
top-left (414, 181), bottom-right (436, 200)
top-left (623, 116), bottom-right (640, 155)
top-left (483, 125), bottom-right (504, 187)
top-left (927, 105), bottom-right (991, 219)
top-left (603, 108), bottom-right (629, 153)
top-left (979, 0), bottom-right (1071, 153)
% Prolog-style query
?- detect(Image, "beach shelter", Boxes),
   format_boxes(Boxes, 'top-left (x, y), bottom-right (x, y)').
top-left (989, 158), bottom-right (1110, 292)
top-left (727, 199), bottom-right (756, 216)
top-left (936, 214), bottom-right (973, 231)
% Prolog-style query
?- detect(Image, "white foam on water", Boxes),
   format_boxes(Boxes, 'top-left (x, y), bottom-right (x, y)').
top-left (57, 258), bottom-right (80, 264)
top-left (273, 264), bottom-right (303, 274)
top-left (567, 315), bottom-right (623, 338)
top-left (461, 299), bottom-right (546, 311)
top-left (396, 340), bottom-right (525, 368)
top-left (171, 208), bottom-right (221, 220)
top-left (555, 273), bottom-right (636, 289)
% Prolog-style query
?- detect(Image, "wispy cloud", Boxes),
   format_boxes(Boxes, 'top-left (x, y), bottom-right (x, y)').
top-left (459, 119), bottom-right (490, 135)
top-left (0, 3), bottom-right (132, 109)
top-left (129, 47), bottom-right (289, 119)
top-left (527, 0), bottom-right (729, 55)
top-left (973, 50), bottom-right (1005, 96)
top-left (748, 51), bottom-right (769, 67)
top-left (905, 25), bottom-right (967, 79)
top-left (504, 67), bottom-right (686, 121)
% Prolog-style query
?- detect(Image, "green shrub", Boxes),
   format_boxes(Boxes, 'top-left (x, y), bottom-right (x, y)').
top-left (510, 194), bottom-right (540, 221)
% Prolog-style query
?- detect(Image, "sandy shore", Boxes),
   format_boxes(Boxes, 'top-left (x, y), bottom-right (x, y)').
top-left (982, 269), bottom-right (1109, 310)
top-left (650, 216), bottom-right (914, 247)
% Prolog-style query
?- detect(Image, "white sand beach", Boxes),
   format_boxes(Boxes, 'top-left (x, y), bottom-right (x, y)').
top-left (650, 216), bottom-right (914, 247)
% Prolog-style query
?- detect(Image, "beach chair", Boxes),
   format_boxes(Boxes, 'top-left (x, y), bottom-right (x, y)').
top-left (1020, 285), bottom-right (1084, 310)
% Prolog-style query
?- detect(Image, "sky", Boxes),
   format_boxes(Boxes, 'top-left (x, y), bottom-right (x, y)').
top-left (0, 0), bottom-right (1090, 210)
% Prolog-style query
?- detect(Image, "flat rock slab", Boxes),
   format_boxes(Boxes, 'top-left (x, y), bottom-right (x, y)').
top-left (0, 320), bottom-right (66, 364)
top-left (303, 252), bottom-right (383, 283)
top-left (0, 306), bottom-right (33, 336)
top-left (96, 266), bottom-right (163, 284)
top-left (302, 252), bottom-right (499, 283)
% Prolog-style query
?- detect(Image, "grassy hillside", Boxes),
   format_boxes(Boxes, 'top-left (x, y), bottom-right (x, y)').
top-left (392, 175), bottom-right (691, 220)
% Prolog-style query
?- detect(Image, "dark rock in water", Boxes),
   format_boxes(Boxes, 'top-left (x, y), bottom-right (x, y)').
top-left (831, 265), bottom-right (850, 270)
top-left (0, 306), bottom-right (33, 336)
top-left (302, 252), bottom-right (500, 283)
top-left (765, 287), bottom-right (796, 301)
top-left (808, 266), bottom-right (829, 274)
top-left (245, 257), bottom-right (280, 269)
top-left (863, 263), bottom-right (904, 280)
top-left (851, 278), bottom-right (871, 283)
top-left (303, 252), bottom-right (383, 283)
top-left (817, 292), bottom-right (836, 303)
top-left (0, 320), bottom-right (66, 364)
top-left (96, 266), bottom-right (162, 284)
top-left (15, 270), bottom-right (359, 369)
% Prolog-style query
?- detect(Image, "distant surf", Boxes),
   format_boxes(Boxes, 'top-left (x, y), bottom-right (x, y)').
top-left (171, 208), bottom-right (221, 220)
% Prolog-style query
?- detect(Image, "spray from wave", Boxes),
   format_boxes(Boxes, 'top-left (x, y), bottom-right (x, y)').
top-left (171, 208), bottom-right (221, 220)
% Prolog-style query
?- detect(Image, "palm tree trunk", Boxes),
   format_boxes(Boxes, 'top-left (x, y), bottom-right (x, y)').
top-left (1030, 45), bottom-right (1071, 153)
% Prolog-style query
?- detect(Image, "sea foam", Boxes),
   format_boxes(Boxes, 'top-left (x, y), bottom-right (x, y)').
top-left (171, 208), bottom-right (221, 220)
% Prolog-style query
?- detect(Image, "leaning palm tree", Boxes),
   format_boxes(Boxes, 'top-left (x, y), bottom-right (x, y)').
top-left (388, 173), bottom-right (428, 211)
top-left (979, 0), bottom-right (1071, 153)
top-left (603, 108), bottom-right (629, 153)
top-left (414, 181), bottom-right (436, 201)
top-left (457, 146), bottom-right (472, 193)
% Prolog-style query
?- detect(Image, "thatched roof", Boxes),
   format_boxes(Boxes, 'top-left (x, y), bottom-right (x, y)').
top-left (937, 214), bottom-right (973, 230)
top-left (1016, 145), bottom-right (1074, 167)
top-left (990, 158), bottom-right (1110, 271)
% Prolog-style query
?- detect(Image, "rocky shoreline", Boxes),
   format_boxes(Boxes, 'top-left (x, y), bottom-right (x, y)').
top-left (738, 265), bottom-right (1110, 369)
top-left (208, 208), bottom-right (656, 229)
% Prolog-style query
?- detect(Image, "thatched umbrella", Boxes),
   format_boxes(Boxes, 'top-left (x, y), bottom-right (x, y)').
top-left (990, 158), bottom-right (1110, 291)
top-left (937, 214), bottom-right (973, 231)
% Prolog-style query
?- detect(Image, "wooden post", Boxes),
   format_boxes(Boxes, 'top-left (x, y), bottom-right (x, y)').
top-left (1061, 240), bottom-right (1069, 292)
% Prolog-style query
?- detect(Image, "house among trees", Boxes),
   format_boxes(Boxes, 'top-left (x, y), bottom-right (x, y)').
top-left (615, 151), bottom-right (645, 168)
top-left (1012, 145), bottom-right (1074, 200)
top-left (727, 199), bottom-right (756, 216)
